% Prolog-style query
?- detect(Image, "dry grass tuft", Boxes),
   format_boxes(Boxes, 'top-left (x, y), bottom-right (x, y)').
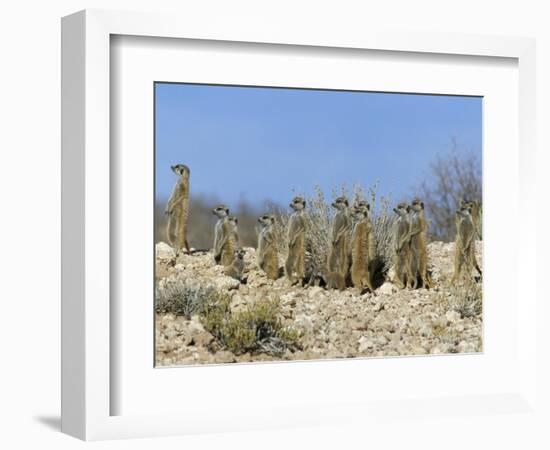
top-left (272, 184), bottom-right (394, 277)
top-left (155, 279), bottom-right (219, 318)
top-left (447, 281), bottom-right (482, 318)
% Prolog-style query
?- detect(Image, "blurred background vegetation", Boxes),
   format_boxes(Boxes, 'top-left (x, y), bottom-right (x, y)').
top-left (415, 141), bottom-right (482, 242)
top-left (155, 147), bottom-right (482, 249)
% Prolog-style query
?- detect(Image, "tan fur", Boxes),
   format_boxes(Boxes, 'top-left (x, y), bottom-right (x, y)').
top-left (409, 198), bottom-right (432, 289)
top-left (350, 207), bottom-right (375, 292)
top-left (225, 248), bottom-right (245, 281)
top-left (452, 205), bottom-right (479, 283)
top-left (459, 199), bottom-right (482, 276)
top-left (212, 205), bottom-right (234, 266)
top-left (257, 214), bottom-right (279, 280)
top-left (393, 203), bottom-right (413, 289)
top-left (221, 216), bottom-right (239, 267)
top-left (285, 196), bottom-right (306, 284)
top-left (165, 164), bottom-right (190, 253)
top-left (460, 199), bottom-right (482, 239)
top-left (324, 271), bottom-right (346, 291)
top-left (328, 197), bottom-right (351, 276)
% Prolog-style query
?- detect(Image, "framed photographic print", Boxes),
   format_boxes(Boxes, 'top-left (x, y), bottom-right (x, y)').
top-left (62, 9), bottom-right (538, 441)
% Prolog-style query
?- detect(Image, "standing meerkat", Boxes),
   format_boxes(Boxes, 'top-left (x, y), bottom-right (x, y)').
top-left (165, 164), bottom-right (190, 253)
top-left (257, 214), bottom-right (279, 280)
top-left (226, 215), bottom-right (240, 264)
top-left (452, 204), bottom-right (480, 283)
top-left (459, 199), bottom-right (483, 276)
top-left (212, 204), bottom-right (235, 266)
top-left (328, 197), bottom-right (352, 277)
top-left (409, 198), bottom-right (432, 289)
top-left (392, 202), bottom-right (413, 289)
top-left (460, 199), bottom-right (482, 239)
top-left (225, 248), bottom-right (246, 281)
top-left (350, 206), bottom-right (375, 293)
top-left (285, 196), bottom-right (307, 285)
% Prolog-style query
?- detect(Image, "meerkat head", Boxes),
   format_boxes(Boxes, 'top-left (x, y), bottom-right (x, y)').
top-left (227, 215), bottom-right (238, 227)
top-left (212, 204), bottom-right (229, 218)
top-left (393, 202), bottom-right (410, 217)
top-left (234, 248), bottom-right (245, 260)
top-left (331, 196), bottom-right (349, 210)
top-left (289, 196), bottom-right (306, 212)
top-left (456, 204), bottom-right (472, 219)
top-left (171, 164), bottom-right (190, 177)
top-left (353, 200), bottom-right (370, 213)
top-left (411, 198), bottom-right (424, 212)
top-left (351, 206), bottom-right (367, 221)
top-left (353, 200), bottom-right (371, 218)
top-left (258, 214), bottom-right (275, 227)
top-left (459, 198), bottom-right (479, 212)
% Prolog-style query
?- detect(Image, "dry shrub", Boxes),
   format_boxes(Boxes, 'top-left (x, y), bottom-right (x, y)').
top-left (155, 279), bottom-right (220, 318)
top-left (447, 281), bottom-right (483, 318)
top-left (417, 141), bottom-right (482, 242)
top-left (156, 279), bottom-right (299, 356)
top-left (272, 184), bottom-right (394, 277)
top-left (201, 295), bottom-right (300, 356)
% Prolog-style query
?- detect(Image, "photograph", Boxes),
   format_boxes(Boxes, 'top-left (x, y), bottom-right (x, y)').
top-left (154, 82), bottom-right (483, 366)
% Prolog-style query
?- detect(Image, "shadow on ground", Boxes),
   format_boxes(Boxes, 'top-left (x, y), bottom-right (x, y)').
top-left (34, 415), bottom-right (61, 431)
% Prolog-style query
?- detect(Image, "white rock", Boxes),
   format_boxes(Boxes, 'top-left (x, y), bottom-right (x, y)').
top-left (211, 276), bottom-right (241, 291)
top-left (446, 310), bottom-right (461, 324)
top-left (156, 242), bottom-right (176, 261)
top-left (358, 336), bottom-right (374, 352)
top-left (457, 340), bottom-right (478, 353)
top-left (378, 282), bottom-right (396, 295)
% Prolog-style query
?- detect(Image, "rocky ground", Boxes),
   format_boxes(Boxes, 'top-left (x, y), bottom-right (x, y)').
top-left (155, 241), bottom-right (483, 366)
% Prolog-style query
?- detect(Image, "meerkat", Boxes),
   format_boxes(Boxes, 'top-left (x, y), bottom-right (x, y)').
top-left (452, 204), bottom-right (479, 283)
top-left (165, 164), bottom-right (190, 253)
top-left (225, 248), bottom-right (246, 281)
top-left (328, 196), bottom-right (352, 277)
top-left (460, 199), bottom-right (482, 239)
top-left (257, 214), bottom-right (279, 280)
top-left (459, 199), bottom-right (483, 276)
top-left (306, 267), bottom-right (345, 291)
top-left (226, 215), bottom-right (240, 264)
top-left (285, 196), bottom-right (307, 285)
top-left (350, 206), bottom-right (375, 293)
top-left (392, 202), bottom-right (413, 289)
top-left (353, 199), bottom-right (371, 212)
top-left (212, 204), bottom-right (234, 266)
top-left (409, 198), bottom-right (432, 289)
top-left (319, 268), bottom-right (346, 291)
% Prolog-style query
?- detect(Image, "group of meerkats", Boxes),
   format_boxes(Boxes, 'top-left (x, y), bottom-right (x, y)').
top-left (164, 164), bottom-right (482, 292)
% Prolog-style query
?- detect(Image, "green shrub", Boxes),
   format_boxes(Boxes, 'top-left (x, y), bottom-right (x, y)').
top-left (202, 296), bottom-right (300, 356)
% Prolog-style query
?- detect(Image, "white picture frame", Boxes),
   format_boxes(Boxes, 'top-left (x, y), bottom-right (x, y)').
top-left (61, 9), bottom-right (538, 441)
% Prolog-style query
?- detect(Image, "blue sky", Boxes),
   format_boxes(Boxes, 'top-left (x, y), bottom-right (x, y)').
top-left (155, 83), bottom-right (482, 207)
